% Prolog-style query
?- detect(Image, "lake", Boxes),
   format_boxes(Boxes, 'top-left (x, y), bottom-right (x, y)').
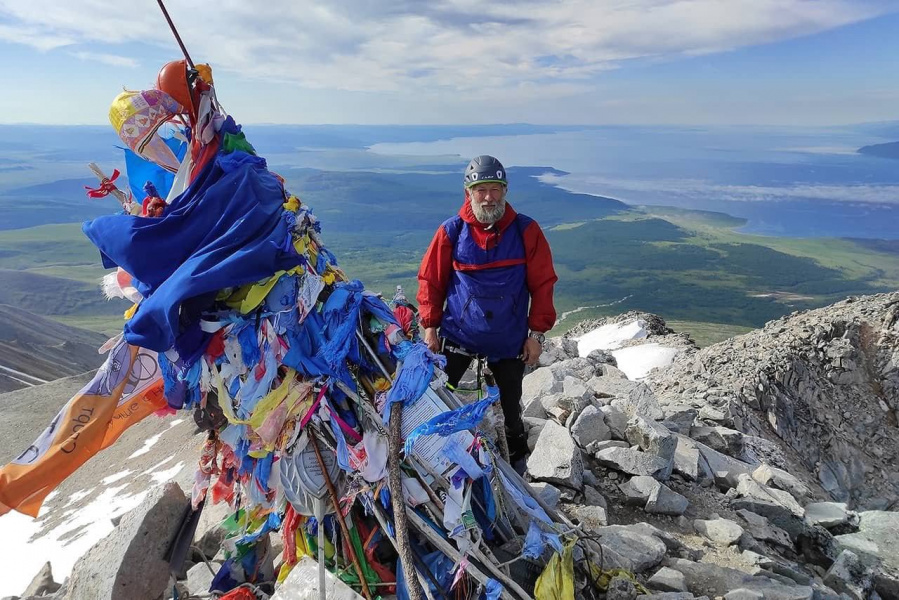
top-left (368, 126), bottom-right (899, 239)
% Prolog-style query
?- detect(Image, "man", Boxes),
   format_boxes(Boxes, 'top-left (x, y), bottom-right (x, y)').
top-left (417, 155), bottom-right (558, 471)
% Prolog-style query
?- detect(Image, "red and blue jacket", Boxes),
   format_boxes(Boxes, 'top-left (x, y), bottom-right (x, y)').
top-left (417, 200), bottom-right (558, 359)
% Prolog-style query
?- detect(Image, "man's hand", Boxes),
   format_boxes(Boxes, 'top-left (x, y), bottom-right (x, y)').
top-left (423, 327), bottom-right (440, 354)
top-left (521, 336), bottom-right (542, 366)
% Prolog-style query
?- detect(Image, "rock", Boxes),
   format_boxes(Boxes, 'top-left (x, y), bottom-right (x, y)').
top-left (596, 526), bottom-right (668, 573)
top-left (610, 384), bottom-right (665, 421)
top-left (572, 505), bottom-right (609, 530)
top-left (724, 590), bottom-right (764, 600)
top-left (590, 439), bottom-right (630, 455)
top-left (270, 556), bottom-right (364, 599)
top-left (584, 485), bottom-right (608, 508)
top-left (662, 405), bottom-right (698, 430)
top-left (645, 484), bottom-right (689, 516)
top-left (804, 502), bottom-right (850, 529)
top-left (606, 574), bottom-right (639, 600)
top-left (647, 567), bottom-right (688, 592)
top-left (550, 357), bottom-right (597, 380)
top-left (733, 474), bottom-right (805, 520)
top-left (186, 562), bottom-right (218, 597)
top-left (595, 447), bottom-right (668, 478)
top-left (636, 594), bottom-right (700, 600)
top-left (672, 436), bottom-right (700, 481)
top-left (22, 562), bottom-right (60, 598)
top-left (193, 498), bottom-right (232, 560)
top-left (570, 405), bottom-right (611, 448)
top-left (664, 558), bottom-right (814, 600)
top-left (599, 363), bottom-right (630, 379)
top-left (690, 426), bottom-right (745, 458)
top-left (620, 476), bottom-right (661, 506)
top-left (600, 405), bottom-right (631, 440)
top-left (752, 464), bottom-right (812, 502)
top-left (526, 420), bottom-right (584, 489)
top-left (689, 436), bottom-right (753, 489)
top-left (523, 395), bottom-right (548, 419)
top-left (693, 518), bottom-right (745, 546)
top-left (587, 348), bottom-right (617, 366)
top-left (619, 522), bottom-right (686, 554)
top-left (835, 510), bottom-right (899, 571)
top-left (64, 482), bottom-right (188, 600)
top-left (529, 482), bottom-right (562, 509)
top-left (823, 550), bottom-right (873, 599)
top-left (626, 416), bottom-right (676, 480)
top-left (736, 509), bottom-right (793, 549)
top-left (521, 368), bottom-right (562, 407)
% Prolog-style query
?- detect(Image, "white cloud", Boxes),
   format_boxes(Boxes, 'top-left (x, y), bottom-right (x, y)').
top-left (0, 0), bottom-right (894, 93)
top-left (70, 50), bottom-right (138, 68)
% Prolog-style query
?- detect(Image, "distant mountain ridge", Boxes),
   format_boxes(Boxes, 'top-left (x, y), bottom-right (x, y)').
top-left (857, 140), bottom-right (899, 159)
top-left (0, 304), bottom-right (107, 393)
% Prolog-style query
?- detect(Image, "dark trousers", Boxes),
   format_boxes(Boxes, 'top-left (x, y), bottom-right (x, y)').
top-left (441, 344), bottom-right (529, 462)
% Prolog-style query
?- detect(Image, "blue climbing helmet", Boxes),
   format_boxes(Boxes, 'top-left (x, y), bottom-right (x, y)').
top-left (464, 155), bottom-right (507, 187)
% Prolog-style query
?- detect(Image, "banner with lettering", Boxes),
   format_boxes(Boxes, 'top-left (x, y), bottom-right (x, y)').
top-left (0, 340), bottom-right (167, 517)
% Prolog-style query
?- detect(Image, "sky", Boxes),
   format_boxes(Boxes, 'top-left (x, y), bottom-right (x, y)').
top-left (1, 0), bottom-right (899, 126)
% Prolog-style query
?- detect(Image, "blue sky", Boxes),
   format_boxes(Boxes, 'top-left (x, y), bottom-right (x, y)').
top-left (1, 0), bottom-right (898, 126)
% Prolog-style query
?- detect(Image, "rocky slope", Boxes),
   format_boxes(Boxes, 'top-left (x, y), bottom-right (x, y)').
top-left (4, 293), bottom-right (899, 600)
top-left (646, 292), bottom-right (899, 509)
top-left (0, 305), bottom-right (108, 393)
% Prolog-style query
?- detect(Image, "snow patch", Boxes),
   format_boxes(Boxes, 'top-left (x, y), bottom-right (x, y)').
top-left (128, 431), bottom-right (164, 458)
top-left (150, 461), bottom-right (184, 484)
top-left (102, 470), bottom-right (133, 485)
top-left (0, 483), bottom-right (149, 597)
top-left (611, 344), bottom-right (681, 380)
top-left (576, 319), bottom-right (648, 355)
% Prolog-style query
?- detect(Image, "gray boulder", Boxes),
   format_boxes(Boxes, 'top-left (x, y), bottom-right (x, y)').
top-left (626, 416), bottom-right (676, 480)
top-left (529, 482), bottom-right (562, 509)
top-left (752, 464), bottom-right (812, 502)
top-left (620, 475), bottom-right (660, 506)
top-left (64, 482), bottom-right (188, 600)
top-left (595, 447), bottom-right (668, 478)
top-left (823, 550), bottom-right (873, 600)
top-left (736, 509), bottom-right (793, 549)
top-left (595, 526), bottom-right (668, 573)
top-left (186, 562), bottom-right (219, 597)
top-left (571, 505), bottom-right (609, 530)
top-left (570, 405), bottom-right (611, 448)
top-left (607, 574), bottom-right (639, 600)
top-left (600, 405), bottom-right (631, 440)
top-left (611, 384), bottom-right (665, 421)
top-left (645, 485), bottom-right (689, 516)
top-left (835, 510), bottom-right (899, 571)
top-left (732, 474), bottom-right (805, 520)
top-left (693, 518), bottom-right (745, 546)
top-left (647, 567), bottom-right (688, 592)
top-left (690, 426), bottom-right (745, 458)
top-left (526, 420), bottom-right (584, 489)
top-left (22, 562), bottom-right (60, 598)
top-left (804, 502), bottom-right (851, 529)
top-left (587, 348), bottom-right (617, 366)
top-left (664, 558), bottom-right (814, 600)
top-left (672, 436), bottom-right (700, 481)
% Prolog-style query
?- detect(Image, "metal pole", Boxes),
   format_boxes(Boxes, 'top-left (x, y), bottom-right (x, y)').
top-left (156, 0), bottom-right (196, 69)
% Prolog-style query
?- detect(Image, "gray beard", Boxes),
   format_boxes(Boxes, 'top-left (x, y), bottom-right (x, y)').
top-left (471, 198), bottom-right (506, 225)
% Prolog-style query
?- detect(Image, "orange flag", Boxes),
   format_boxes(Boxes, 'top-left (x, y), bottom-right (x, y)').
top-left (0, 340), bottom-right (168, 517)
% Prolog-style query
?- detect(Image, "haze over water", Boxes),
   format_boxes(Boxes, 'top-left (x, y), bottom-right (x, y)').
top-left (369, 126), bottom-right (899, 239)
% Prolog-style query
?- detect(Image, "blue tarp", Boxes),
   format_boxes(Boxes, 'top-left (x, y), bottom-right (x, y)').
top-left (83, 149), bottom-right (302, 352)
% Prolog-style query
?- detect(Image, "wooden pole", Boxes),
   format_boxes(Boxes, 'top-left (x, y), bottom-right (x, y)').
top-left (308, 428), bottom-right (373, 600)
